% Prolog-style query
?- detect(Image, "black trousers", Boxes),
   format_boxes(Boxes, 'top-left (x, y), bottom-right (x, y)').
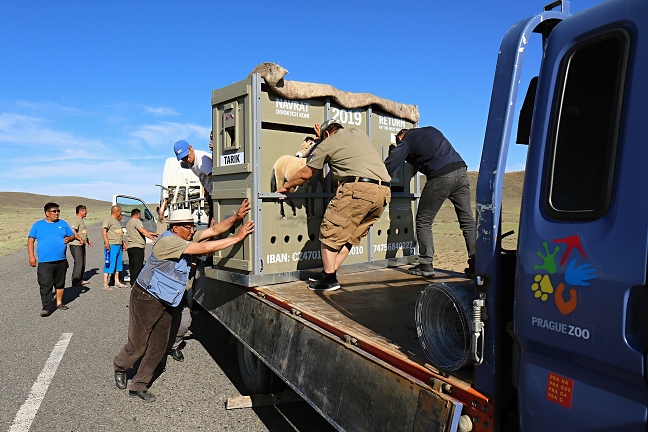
top-left (127, 247), bottom-right (145, 285)
top-left (69, 244), bottom-right (86, 285)
top-left (37, 260), bottom-right (68, 310)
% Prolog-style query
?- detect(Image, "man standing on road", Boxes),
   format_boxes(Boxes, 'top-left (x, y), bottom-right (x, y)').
top-left (384, 127), bottom-right (476, 278)
top-left (68, 205), bottom-right (92, 287)
top-left (28, 203), bottom-right (78, 316)
top-left (113, 200), bottom-right (254, 402)
top-left (125, 208), bottom-right (158, 286)
top-left (173, 139), bottom-right (213, 224)
top-left (277, 120), bottom-right (391, 291)
top-left (102, 205), bottom-right (128, 290)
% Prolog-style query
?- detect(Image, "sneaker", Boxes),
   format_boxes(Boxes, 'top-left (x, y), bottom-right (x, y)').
top-left (308, 271), bottom-right (324, 283)
top-left (308, 279), bottom-right (341, 291)
top-left (408, 264), bottom-right (436, 277)
top-left (40, 309), bottom-right (50, 317)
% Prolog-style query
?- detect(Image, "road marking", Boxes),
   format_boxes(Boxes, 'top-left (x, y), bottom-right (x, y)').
top-left (9, 333), bottom-right (72, 432)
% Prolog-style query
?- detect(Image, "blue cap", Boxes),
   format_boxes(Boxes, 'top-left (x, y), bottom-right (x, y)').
top-left (174, 140), bottom-right (190, 160)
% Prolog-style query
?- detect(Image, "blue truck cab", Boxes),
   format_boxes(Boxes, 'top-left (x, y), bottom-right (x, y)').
top-left (477, 0), bottom-right (648, 429)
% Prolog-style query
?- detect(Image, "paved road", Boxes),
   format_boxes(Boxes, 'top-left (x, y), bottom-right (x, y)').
top-left (0, 223), bottom-right (334, 432)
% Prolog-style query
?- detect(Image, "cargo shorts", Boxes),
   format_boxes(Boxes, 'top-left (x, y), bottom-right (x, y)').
top-left (319, 182), bottom-right (391, 249)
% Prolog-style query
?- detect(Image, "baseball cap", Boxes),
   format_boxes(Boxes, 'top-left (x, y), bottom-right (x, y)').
top-left (174, 140), bottom-right (191, 161)
top-left (320, 119), bottom-right (343, 134)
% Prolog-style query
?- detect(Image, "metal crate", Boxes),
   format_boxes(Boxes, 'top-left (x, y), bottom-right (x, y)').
top-left (209, 73), bottom-right (419, 286)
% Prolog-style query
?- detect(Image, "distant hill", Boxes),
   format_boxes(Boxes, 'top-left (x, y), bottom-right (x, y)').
top-left (0, 192), bottom-right (110, 209)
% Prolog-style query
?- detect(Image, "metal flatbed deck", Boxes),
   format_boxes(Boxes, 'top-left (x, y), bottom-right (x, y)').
top-left (194, 266), bottom-right (491, 431)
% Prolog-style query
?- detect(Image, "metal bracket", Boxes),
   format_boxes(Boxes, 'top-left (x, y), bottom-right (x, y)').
top-left (471, 293), bottom-right (486, 365)
top-left (343, 334), bottom-right (358, 347)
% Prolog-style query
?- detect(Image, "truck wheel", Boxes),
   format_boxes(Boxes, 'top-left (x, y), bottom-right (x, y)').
top-left (236, 340), bottom-right (273, 394)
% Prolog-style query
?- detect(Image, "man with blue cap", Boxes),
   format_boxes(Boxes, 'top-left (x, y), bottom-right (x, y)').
top-left (173, 139), bottom-right (214, 224)
top-left (173, 139), bottom-right (213, 192)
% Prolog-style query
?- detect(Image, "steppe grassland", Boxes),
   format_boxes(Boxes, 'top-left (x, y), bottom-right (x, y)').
top-left (0, 172), bottom-right (523, 269)
top-left (0, 197), bottom-right (111, 258)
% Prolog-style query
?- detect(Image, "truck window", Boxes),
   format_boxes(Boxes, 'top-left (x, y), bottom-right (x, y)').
top-left (546, 30), bottom-right (629, 219)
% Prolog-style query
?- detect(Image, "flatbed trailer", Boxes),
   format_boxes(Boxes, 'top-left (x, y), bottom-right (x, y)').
top-left (193, 266), bottom-right (487, 431)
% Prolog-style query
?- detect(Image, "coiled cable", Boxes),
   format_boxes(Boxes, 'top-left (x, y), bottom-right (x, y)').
top-left (415, 282), bottom-right (475, 371)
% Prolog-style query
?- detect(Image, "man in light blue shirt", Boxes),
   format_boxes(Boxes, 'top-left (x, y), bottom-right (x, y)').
top-left (28, 202), bottom-right (77, 316)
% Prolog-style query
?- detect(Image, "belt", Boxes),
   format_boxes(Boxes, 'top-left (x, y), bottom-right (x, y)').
top-left (348, 177), bottom-right (391, 187)
top-left (133, 283), bottom-right (147, 293)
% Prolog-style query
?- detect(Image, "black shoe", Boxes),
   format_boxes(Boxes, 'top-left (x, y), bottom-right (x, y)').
top-left (308, 271), bottom-right (324, 283)
top-left (308, 279), bottom-right (340, 291)
top-left (170, 348), bottom-right (184, 362)
top-left (129, 390), bottom-right (156, 402)
top-left (40, 309), bottom-right (50, 317)
top-left (408, 264), bottom-right (436, 277)
top-left (114, 371), bottom-right (127, 390)
top-left (464, 267), bottom-right (476, 279)
top-left (57, 303), bottom-right (69, 310)
top-left (464, 255), bottom-right (476, 279)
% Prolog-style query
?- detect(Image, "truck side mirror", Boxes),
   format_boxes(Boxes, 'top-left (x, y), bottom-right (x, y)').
top-left (516, 76), bottom-right (538, 145)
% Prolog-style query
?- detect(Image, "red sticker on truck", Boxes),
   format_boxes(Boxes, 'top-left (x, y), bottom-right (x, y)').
top-left (546, 372), bottom-right (574, 409)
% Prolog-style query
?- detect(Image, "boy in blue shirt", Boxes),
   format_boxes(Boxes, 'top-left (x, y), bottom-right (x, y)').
top-left (28, 202), bottom-right (78, 316)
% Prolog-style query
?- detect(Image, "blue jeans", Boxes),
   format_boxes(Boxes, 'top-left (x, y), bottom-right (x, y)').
top-left (416, 167), bottom-right (475, 265)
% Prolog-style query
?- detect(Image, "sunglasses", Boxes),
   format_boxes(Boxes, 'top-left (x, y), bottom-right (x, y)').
top-left (47, 209), bottom-right (61, 213)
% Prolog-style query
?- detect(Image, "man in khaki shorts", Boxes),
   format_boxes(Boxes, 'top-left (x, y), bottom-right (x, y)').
top-left (277, 119), bottom-right (391, 291)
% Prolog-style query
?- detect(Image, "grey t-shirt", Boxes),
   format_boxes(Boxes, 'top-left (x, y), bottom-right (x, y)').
top-left (307, 128), bottom-right (391, 183)
top-left (152, 230), bottom-right (202, 260)
top-left (126, 218), bottom-right (146, 249)
top-left (102, 216), bottom-right (124, 245)
top-left (69, 215), bottom-right (87, 245)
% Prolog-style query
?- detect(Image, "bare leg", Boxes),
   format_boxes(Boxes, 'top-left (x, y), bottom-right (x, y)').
top-left (334, 244), bottom-right (352, 271)
top-left (321, 244), bottom-right (338, 273)
top-left (55, 288), bottom-right (64, 306)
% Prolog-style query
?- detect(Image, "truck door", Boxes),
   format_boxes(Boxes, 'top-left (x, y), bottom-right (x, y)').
top-left (515, 0), bottom-right (648, 430)
top-left (112, 195), bottom-right (158, 235)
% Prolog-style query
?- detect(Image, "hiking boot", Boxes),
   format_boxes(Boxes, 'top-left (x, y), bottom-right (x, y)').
top-left (308, 279), bottom-right (341, 291)
top-left (408, 264), bottom-right (436, 277)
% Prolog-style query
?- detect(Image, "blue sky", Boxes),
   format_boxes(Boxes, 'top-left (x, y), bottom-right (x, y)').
top-left (0, 0), bottom-right (603, 203)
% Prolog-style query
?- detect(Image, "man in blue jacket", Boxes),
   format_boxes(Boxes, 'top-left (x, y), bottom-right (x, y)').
top-left (384, 127), bottom-right (475, 278)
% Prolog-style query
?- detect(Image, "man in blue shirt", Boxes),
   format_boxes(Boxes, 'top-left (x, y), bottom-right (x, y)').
top-left (28, 202), bottom-right (78, 316)
top-left (384, 127), bottom-right (476, 278)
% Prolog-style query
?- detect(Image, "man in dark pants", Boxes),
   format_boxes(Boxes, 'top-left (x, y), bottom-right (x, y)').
top-left (125, 208), bottom-right (159, 286)
top-left (384, 127), bottom-right (476, 278)
top-left (68, 205), bottom-right (92, 286)
top-left (27, 202), bottom-right (78, 316)
top-left (113, 201), bottom-right (254, 402)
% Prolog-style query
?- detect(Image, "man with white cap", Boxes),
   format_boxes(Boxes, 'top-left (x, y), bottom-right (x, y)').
top-left (113, 199), bottom-right (254, 402)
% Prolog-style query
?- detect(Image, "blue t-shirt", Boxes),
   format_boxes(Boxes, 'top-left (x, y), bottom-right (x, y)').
top-left (28, 219), bottom-right (74, 263)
